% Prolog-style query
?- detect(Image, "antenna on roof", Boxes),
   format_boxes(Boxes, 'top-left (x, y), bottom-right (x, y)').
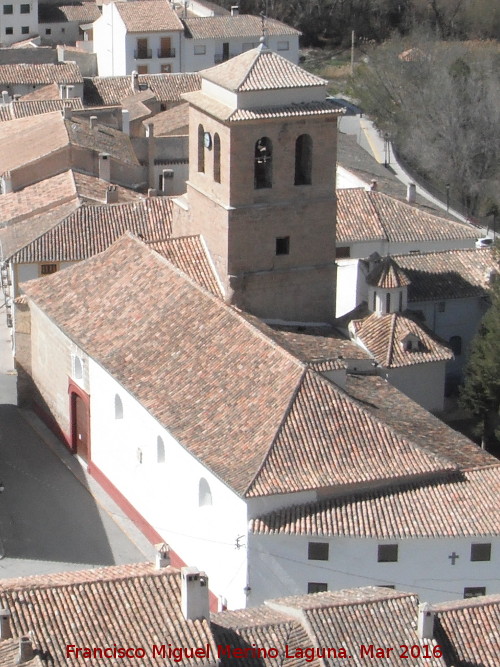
top-left (259, 11), bottom-right (267, 47)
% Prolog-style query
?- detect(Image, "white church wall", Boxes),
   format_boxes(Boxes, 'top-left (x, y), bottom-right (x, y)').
top-left (384, 362), bottom-right (446, 413)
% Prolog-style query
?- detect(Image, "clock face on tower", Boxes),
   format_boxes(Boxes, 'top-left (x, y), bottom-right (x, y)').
top-left (203, 132), bottom-right (212, 149)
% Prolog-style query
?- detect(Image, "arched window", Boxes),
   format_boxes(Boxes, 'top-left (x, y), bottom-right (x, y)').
top-left (398, 291), bottom-right (403, 312)
top-left (254, 137), bottom-right (272, 189)
top-left (198, 478), bottom-right (212, 506)
top-left (294, 134), bottom-right (312, 185)
top-left (114, 394), bottom-right (123, 420)
top-left (449, 335), bottom-right (462, 356)
top-left (198, 124), bottom-right (205, 173)
top-left (73, 356), bottom-right (83, 380)
top-left (213, 133), bottom-right (221, 183)
top-left (385, 292), bottom-right (391, 313)
top-left (157, 436), bottom-right (165, 463)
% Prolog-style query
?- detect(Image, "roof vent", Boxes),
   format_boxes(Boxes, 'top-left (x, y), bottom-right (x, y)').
top-left (105, 185), bottom-right (118, 204)
top-left (370, 179), bottom-right (377, 191)
top-left (0, 608), bottom-right (11, 639)
top-left (181, 566), bottom-right (209, 620)
top-left (89, 115), bottom-right (98, 129)
top-left (407, 182), bottom-right (416, 203)
top-left (1, 90), bottom-right (9, 105)
top-left (417, 603), bottom-right (435, 641)
top-left (16, 636), bottom-right (33, 665)
top-left (155, 542), bottom-right (170, 569)
top-left (231, 5), bottom-right (239, 15)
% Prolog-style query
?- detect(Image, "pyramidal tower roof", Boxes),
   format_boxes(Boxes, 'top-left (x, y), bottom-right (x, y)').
top-left (200, 44), bottom-right (327, 93)
top-left (367, 256), bottom-right (411, 289)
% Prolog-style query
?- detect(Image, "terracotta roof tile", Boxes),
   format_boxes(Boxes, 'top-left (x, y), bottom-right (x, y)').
top-left (200, 46), bottom-right (326, 92)
top-left (149, 235), bottom-right (223, 298)
top-left (72, 171), bottom-right (143, 203)
top-left (84, 73), bottom-right (201, 106)
top-left (246, 370), bottom-right (456, 497)
top-left (0, 62), bottom-right (82, 85)
top-left (10, 198), bottom-right (172, 262)
top-left (116, 0), bottom-right (183, 32)
top-left (251, 467), bottom-right (500, 538)
top-left (0, 563), bottom-right (217, 667)
top-left (184, 15), bottom-right (300, 39)
top-left (65, 116), bottom-right (140, 165)
top-left (19, 82), bottom-right (61, 100)
top-left (344, 374), bottom-right (494, 469)
top-left (336, 189), bottom-right (478, 244)
top-left (9, 98), bottom-right (83, 119)
top-left (367, 256), bottom-right (411, 288)
top-left (393, 248), bottom-right (495, 301)
top-left (38, 2), bottom-right (101, 24)
top-left (434, 593), bottom-right (500, 666)
top-left (145, 102), bottom-right (189, 135)
top-left (350, 312), bottom-right (453, 368)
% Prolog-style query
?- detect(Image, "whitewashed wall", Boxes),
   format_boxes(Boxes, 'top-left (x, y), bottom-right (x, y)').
top-left (88, 359), bottom-right (249, 609)
top-left (248, 533), bottom-right (500, 605)
top-left (385, 361), bottom-right (446, 413)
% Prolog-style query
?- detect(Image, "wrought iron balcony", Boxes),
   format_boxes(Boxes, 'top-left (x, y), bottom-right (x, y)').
top-left (157, 47), bottom-right (176, 58)
top-left (134, 48), bottom-right (152, 59)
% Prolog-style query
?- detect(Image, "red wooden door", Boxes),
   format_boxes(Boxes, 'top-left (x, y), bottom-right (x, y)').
top-left (73, 393), bottom-right (89, 462)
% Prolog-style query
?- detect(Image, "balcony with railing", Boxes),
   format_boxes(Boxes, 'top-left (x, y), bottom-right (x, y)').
top-left (134, 48), bottom-right (152, 59)
top-left (158, 47), bottom-right (176, 58)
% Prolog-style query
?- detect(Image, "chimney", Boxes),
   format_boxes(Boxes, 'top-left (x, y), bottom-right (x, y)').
top-left (0, 608), bottom-right (11, 639)
top-left (59, 83), bottom-right (66, 99)
top-left (62, 104), bottom-right (72, 120)
top-left (155, 542), bottom-right (170, 569)
top-left (105, 185), bottom-right (118, 204)
top-left (121, 108), bottom-right (130, 136)
top-left (146, 122), bottom-right (155, 189)
top-left (16, 637), bottom-right (33, 665)
top-left (1, 171), bottom-right (13, 194)
top-left (89, 115), bottom-right (98, 129)
top-left (131, 70), bottom-right (139, 93)
top-left (162, 168), bottom-right (174, 193)
top-left (181, 567), bottom-right (210, 621)
top-left (370, 179), bottom-right (377, 191)
top-left (12, 94), bottom-right (20, 101)
top-left (98, 153), bottom-right (111, 182)
top-left (407, 182), bottom-right (416, 203)
top-left (147, 188), bottom-right (157, 197)
top-left (231, 5), bottom-right (239, 15)
top-left (417, 603), bottom-right (435, 641)
top-left (1, 90), bottom-right (9, 105)
top-left (66, 85), bottom-right (74, 99)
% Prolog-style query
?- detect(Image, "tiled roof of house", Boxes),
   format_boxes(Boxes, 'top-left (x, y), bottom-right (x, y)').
top-left (393, 248), bottom-right (495, 301)
top-left (183, 15), bottom-right (300, 39)
top-left (251, 467), bottom-right (500, 538)
top-left (10, 198), bottom-right (171, 262)
top-left (366, 256), bottom-right (411, 288)
top-left (72, 171), bottom-right (143, 203)
top-left (84, 73), bottom-right (201, 106)
top-left (0, 62), bottom-right (83, 85)
top-left (0, 639), bottom-right (44, 666)
top-left (64, 116), bottom-right (140, 164)
top-left (144, 101), bottom-right (189, 135)
top-left (7, 98), bottom-right (83, 120)
top-left (18, 82), bottom-right (61, 100)
top-left (336, 188), bottom-right (478, 244)
top-left (23, 234), bottom-right (466, 498)
top-left (148, 235), bottom-right (223, 298)
top-left (350, 311), bottom-right (453, 368)
top-left (0, 112), bottom-right (69, 175)
top-left (434, 593), bottom-right (500, 666)
top-left (216, 588), bottom-right (442, 667)
top-left (200, 45), bottom-right (326, 92)
top-left (344, 374), bottom-right (492, 469)
top-left (0, 563), bottom-right (218, 667)
top-left (38, 1), bottom-right (101, 24)
top-left (115, 0), bottom-right (183, 32)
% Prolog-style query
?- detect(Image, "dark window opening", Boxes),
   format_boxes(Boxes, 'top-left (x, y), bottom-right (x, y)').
top-left (385, 292), bottom-right (391, 313)
top-left (471, 543), bottom-right (491, 561)
top-left (399, 291), bottom-right (403, 311)
top-left (5, 26), bottom-right (13, 34)
top-left (41, 264), bottom-right (57, 275)
top-left (3, 5), bottom-right (12, 14)
top-left (45, 28), bottom-right (51, 35)
top-left (197, 124), bottom-right (205, 173)
top-left (20, 3), bottom-right (29, 12)
top-left (464, 587), bottom-right (486, 598)
top-left (213, 132), bottom-right (221, 183)
top-left (275, 236), bottom-right (290, 256)
top-left (336, 246), bottom-right (350, 259)
top-left (254, 137), bottom-right (272, 189)
top-left (308, 582), bottom-right (328, 594)
top-left (378, 544), bottom-right (398, 562)
top-left (449, 335), bottom-right (462, 356)
top-left (308, 542), bottom-right (329, 561)
top-left (21, 26), bottom-right (29, 34)
top-left (294, 133), bottom-right (312, 185)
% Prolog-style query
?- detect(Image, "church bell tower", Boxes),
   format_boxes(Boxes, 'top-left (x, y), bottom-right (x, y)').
top-left (172, 44), bottom-right (341, 323)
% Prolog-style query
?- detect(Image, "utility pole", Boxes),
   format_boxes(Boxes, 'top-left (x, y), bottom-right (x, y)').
top-left (350, 30), bottom-right (355, 75)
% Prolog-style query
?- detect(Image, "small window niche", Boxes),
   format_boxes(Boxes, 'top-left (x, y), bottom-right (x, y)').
top-left (308, 542), bottom-right (329, 561)
top-left (157, 436), bottom-right (165, 464)
top-left (307, 582), bottom-right (328, 594)
top-left (254, 137), bottom-right (272, 189)
top-left (114, 394), bottom-right (123, 420)
top-left (294, 134), bottom-right (312, 186)
top-left (73, 355), bottom-right (83, 380)
top-left (275, 236), bottom-right (290, 256)
top-left (378, 544), bottom-right (398, 562)
top-left (470, 543), bottom-right (491, 561)
top-left (199, 478), bottom-right (212, 507)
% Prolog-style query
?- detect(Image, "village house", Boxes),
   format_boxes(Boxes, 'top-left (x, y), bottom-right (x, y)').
top-left (0, 557), bottom-right (498, 666)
